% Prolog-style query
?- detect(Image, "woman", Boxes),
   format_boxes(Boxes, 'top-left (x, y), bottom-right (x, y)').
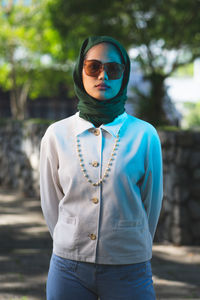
top-left (40, 35), bottom-right (163, 300)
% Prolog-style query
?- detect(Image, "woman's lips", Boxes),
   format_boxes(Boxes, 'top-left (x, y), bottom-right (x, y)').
top-left (95, 83), bottom-right (110, 90)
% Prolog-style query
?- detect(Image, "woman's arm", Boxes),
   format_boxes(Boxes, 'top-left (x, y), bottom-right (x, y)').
top-left (140, 131), bottom-right (163, 240)
top-left (40, 130), bottom-right (64, 237)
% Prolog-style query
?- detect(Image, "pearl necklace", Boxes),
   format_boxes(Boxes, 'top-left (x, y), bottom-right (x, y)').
top-left (76, 130), bottom-right (120, 186)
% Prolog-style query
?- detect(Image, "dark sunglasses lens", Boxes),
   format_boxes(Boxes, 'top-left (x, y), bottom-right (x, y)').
top-left (84, 60), bottom-right (125, 79)
top-left (84, 61), bottom-right (101, 76)
top-left (106, 63), bottom-right (124, 79)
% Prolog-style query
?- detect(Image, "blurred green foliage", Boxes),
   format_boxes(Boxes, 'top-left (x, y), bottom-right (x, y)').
top-left (0, 0), bottom-right (74, 119)
top-left (172, 63), bottom-right (194, 77)
top-left (48, 0), bottom-right (200, 69)
top-left (48, 0), bottom-right (200, 126)
top-left (184, 101), bottom-right (200, 129)
top-left (1, 0), bottom-right (200, 124)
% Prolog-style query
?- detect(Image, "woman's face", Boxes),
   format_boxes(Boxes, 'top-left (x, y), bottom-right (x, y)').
top-left (82, 43), bottom-right (124, 101)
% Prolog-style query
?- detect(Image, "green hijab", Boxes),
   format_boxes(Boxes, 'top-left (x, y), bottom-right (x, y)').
top-left (73, 36), bottom-right (130, 127)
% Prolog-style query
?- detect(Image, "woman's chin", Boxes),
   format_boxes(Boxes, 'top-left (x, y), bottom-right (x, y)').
top-left (92, 91), bottom-right (114, 101)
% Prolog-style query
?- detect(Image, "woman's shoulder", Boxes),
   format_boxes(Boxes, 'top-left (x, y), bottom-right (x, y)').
top-left (124, 114), bottom-right (161, 149)
top-left (125, 113), bottom-right (158, 136)
top-left (42, 113), bottom-right (77, 139)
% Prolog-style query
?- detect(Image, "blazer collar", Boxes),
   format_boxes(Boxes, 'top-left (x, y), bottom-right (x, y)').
top-left (74, 111), bottom-right (128, 138)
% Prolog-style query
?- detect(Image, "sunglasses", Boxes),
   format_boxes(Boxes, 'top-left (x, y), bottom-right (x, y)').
top-left (83, 60), bottom-right (125, 80)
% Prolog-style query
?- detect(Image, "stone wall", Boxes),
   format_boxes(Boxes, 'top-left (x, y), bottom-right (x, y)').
top-left (0, 120), bottom-right (200, 245)
top-left (156, 130), bottom-right (200, 245)
top-left (0, 120), bottom-right (50, 197)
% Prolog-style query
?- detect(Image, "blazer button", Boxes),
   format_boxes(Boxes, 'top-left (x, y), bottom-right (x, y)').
top-left (92, 197), bottom-right (99, 204)
top-left (94, 129), bottom-right (100, 136)
top-left (89, 233), bottom-right (96, 240)
top-left (92, 161), bottom-right (99, 167)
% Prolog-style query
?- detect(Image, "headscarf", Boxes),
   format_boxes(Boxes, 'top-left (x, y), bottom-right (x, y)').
top-left (73, 36), bottom-right (130, 127)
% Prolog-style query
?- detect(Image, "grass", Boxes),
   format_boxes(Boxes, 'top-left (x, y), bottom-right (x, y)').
top-left (9, 297), bottom-right (29, 300)
top-left (157, 125), bottom-right (181, 131)
top-left (0, 117), bottom-right (54, 127)
top-left (24, 118), bottom-right (54, 125)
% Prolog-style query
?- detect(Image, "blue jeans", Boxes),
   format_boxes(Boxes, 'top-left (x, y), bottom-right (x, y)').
top-left (47, 253), bottom-right (156, 300)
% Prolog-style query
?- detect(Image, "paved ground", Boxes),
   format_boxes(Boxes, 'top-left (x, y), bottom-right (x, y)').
top-left (0, 188), bottom-right (200, 300)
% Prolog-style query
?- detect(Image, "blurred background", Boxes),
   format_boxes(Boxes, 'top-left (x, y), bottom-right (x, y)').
top-left (0, 0), bottom-right (200, 128)
top-left (0, 1), bottom-right (200, 299)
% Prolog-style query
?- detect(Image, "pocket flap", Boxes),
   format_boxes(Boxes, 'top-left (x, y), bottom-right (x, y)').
top-left (117, 220), bottom-right (143, 228)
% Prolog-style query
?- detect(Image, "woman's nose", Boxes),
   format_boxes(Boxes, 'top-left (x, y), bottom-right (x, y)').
top-left (98, 69), bottom-right (109, 80)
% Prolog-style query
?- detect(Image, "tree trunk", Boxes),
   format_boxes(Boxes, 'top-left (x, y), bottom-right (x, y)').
top-left (10, 82), bottom-right (30, 120)
top-left (18, 81), bottom-right (30, 120)
top-left (148, 73), bottom-right (168, 126)
top-left (136, 73), bottom-right (170, 127)
top-left (9, 46), bottom-right (30, 120)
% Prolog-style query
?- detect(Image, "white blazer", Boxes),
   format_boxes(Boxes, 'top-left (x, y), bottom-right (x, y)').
top-left (40, 111), bottom-right (163, 264)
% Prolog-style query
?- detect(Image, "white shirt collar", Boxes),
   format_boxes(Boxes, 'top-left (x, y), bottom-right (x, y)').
top-left (74, 111), bottom-right (128, 137)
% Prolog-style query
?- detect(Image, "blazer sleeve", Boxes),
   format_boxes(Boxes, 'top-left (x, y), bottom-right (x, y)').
top-left (140, 130), bottom-right (163, 240)
top-left (39, 128), bottom-right (64, 237)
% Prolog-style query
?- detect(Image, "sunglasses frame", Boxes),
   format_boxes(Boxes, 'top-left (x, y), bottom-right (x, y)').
top-left (83, 59), bottom-right (125, 80)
